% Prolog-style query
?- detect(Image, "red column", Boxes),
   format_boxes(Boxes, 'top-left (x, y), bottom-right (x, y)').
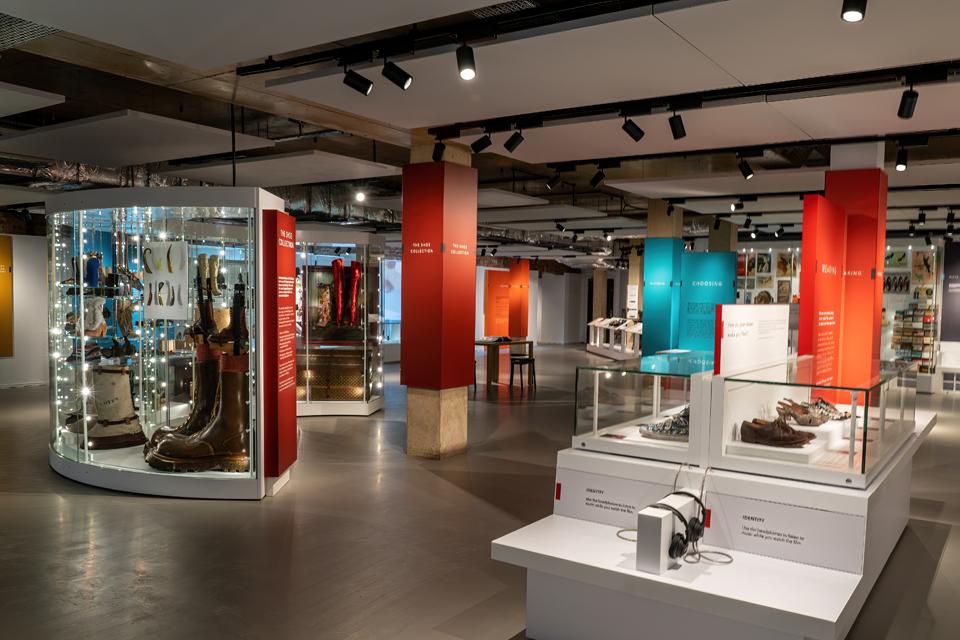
top-left (826, 169), bottom-right (888, 386)
top-left (401, 162), bottom-right (478, 389)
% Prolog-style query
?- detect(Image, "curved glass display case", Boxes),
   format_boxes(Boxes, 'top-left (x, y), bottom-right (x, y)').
top-left (47, 187), bottom-right (286, 499)
top-left (295, 226), bottom-right (384, 416)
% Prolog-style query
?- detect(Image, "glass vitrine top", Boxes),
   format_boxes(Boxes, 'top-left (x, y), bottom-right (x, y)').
top-left (578, 350), bottom-right (714, 379)
top-left (725, 356), bottom-right (911, 392)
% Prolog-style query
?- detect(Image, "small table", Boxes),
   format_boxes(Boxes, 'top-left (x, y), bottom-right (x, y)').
top-left (475, 338), bottom-right (534, 385)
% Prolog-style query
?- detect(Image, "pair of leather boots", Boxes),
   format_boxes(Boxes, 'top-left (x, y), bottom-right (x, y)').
top-left (144, 343), bottom-right (249, 473)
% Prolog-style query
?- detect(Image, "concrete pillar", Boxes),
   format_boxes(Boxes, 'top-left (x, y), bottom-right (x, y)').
top-left (647, 199), bottom-right (684, 238)
top-left (592, 267), bottom-right (608, 319)
top-left (401, 145), bottom-right (476, 458)
top-left (709, 220), bottom-right (739, 252)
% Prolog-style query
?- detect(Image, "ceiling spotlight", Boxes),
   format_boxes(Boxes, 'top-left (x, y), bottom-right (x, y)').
top-left (895, 148), bottom-right (908, 172)
top-left (555, 222), bottom-right (566, 233)
top-left (432, 141), bottom-right (446, 162)
top-left (605, 232), bottom-right (613, 242)
top-left (898, 86), bottom-right (918, 119)
top-left (773, 226), bottom-right (780, 238)
top-left (622, 118), bottom-right (646, 143)
top-left (354, 191), bottom-right (366, 203)
top-left (471, 134), bottom-right (492, 154)
top-left (731, 201), bottom-right (744, 212)
top-left (490, 247), bottom-right (498, 256)
top-left (738, 158), bottom-right (754, 180)
top-left (841, 0), bottom-right (867, 23)
top-left (948, 210), bottom-right (956, 224)
top-left (456, 43), bottom-right (476, 80)
top-left (572, 233), bottom-right (579, 242)
top-left (343, 69), bottom-right (374, 96)
top-left (909, 223), bottom-right (916, 236)
top-left (668, 112), bottom-right (686, 140)
top-left (714, 217), bottom-right (722, 230)
top-left (744, 216), bottom-right (752, 229)
top-left (381, 61), bottom-right (412, 90)
top-left (666, 204), bottom-right (675, 217)
top-left (750, 230), bottom-right (757, 239)
top-left (546, 173), bottom-right (562, 191)
top-left (949, 224), bottom-right (955, 237)
top-left (919, 211), bottom-right (926, 226)
top-left (925, 234), bottom-right (933, 247)
top-left (590, 168), bottom-right (606, 188)
top-left (504, 130), bottom-right (524, 153)
top-left (480, 247), bottom-right (487, 257)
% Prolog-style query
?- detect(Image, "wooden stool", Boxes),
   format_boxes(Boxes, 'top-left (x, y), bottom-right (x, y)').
top-left (509, 356), bottom-right (537, 390)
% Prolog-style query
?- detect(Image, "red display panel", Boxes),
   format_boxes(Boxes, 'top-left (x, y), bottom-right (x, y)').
top-left (798, 195), bottom-right (847, 386)
top-left (401, 162), bottom-right (478, 390)
top-left (260, 209), bottom-right (298, 477)
top-left (484, 270), bottom-right (511, 336)
top-left (827, 169), bottom-right (887, 386)
top-left (508, 259), bottom-right (530, 337)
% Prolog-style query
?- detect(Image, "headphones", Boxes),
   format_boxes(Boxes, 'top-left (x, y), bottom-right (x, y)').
top-left (647, 491), bottom-right (708, 560)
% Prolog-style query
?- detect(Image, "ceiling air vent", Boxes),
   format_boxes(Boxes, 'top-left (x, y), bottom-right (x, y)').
top-left (0, 13), bottom-right (59, 51)
top-left (472, 1), bottom-right (539, 19)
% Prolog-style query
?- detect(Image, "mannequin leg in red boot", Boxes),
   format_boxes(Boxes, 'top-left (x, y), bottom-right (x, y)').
top-left (349, 261), bottom-right (362, 325)
top-left (332, 258), bottom-right (344, 325)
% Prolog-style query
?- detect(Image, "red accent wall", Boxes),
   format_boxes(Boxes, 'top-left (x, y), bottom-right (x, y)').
top-left (401, 162), bottom-right (478, 389)
top-left (260, 209), bottom-right (298, 477)
top-left (799, 195), bottom-right (848, 386)
top-left (484, 270), bottom-right (511, 336)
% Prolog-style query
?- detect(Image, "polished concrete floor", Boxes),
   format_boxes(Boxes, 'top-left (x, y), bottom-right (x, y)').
top-left (1, 345), bottom-right (958, 639)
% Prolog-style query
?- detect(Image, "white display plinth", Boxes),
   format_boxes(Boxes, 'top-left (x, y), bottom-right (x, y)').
top-left (495, 411), bottom-right (936, 639)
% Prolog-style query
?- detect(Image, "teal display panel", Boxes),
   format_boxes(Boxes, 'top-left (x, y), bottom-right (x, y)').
top-left (641, 238), bottom-right (683, 354)
top-left (678, 251), bottom-right (737, 351)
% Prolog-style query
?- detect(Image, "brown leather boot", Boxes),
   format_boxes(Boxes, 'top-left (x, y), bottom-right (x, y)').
top-left (740, 419), bottom-right (809, 448)
top-left (145, 353), bottom-right (249, 472)
top-left (143, 344), bottom-right (220, 454)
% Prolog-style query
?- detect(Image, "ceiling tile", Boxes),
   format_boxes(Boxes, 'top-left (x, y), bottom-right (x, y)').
top-left (0, 110), bottom-right (273, 166)
top-left (270, 14), bottom-right (740, 129)
top-left (0, 81), bottom-right (64, 118)
top-left (159, 150), bottom-right (399, 187)
top-left (0, 1), bottom-right (492, 69)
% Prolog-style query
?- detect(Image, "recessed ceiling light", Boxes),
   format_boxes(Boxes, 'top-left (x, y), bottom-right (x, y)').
top-left (841, 0), bottom-right (867, 23)
top-left (343, 69), bottom-right (374, 96)
top-left (381, 61), bottom-right (413, 90)
top-left (456, 43), bottom-right (476, 80)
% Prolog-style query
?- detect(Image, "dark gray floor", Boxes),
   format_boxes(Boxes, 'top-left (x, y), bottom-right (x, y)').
top-left (0, 345), bottom-right (958, 639)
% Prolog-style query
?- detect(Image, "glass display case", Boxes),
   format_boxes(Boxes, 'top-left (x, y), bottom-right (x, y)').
top-left (46, 187), bottom-right (286, 499)
top-left (710, 356), bottom-right (918, 488)
top-left (573, 351), bottom-right (714, 465)
top-left (295, 226), bottom-right (384, 416)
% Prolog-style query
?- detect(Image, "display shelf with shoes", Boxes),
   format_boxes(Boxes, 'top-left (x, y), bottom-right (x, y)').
top-left (574, 351), bottom-right (714, 465)
top-left (293, 227), bottom-right (385, 417)
top-left (710, 355), bottom-right (920, 488)
top-left (47, 187), bottom-right (293, 500)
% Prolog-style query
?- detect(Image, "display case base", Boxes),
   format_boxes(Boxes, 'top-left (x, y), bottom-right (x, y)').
top-left (49, 447), bottom-right (263, 499)
top-left (296, 396), bottom-right (384, 417)
top-left (586, 343), bottom-right (638, 361)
